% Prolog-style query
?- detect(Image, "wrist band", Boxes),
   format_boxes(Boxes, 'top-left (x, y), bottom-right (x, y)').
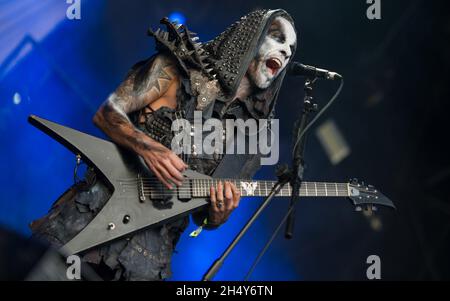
top-left (189, 218), bottom-right (209, 238)
top-left (189, 217), bottom-right (221, 237)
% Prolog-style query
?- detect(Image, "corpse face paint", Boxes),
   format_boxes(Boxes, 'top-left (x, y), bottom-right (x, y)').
top-left (248, 17), bottom-right (297, 89)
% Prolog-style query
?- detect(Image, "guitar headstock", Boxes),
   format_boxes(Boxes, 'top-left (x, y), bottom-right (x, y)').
top-left (348, 179), bottom-right (396, 210)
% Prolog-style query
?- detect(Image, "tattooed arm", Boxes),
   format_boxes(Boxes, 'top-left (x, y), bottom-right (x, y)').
top-left (93, 53), bottom-right (187, 189)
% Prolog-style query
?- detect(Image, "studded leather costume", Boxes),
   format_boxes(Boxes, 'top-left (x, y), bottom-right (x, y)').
top-left (30, 9), bottom-right (296, 280)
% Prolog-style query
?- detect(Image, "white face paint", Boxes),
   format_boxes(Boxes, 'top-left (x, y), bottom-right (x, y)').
top-left (247, 17), bottom-right (297, 89)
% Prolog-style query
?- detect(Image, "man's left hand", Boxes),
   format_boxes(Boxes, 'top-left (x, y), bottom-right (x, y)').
top-left (208, 181), bottom-right (241, 226)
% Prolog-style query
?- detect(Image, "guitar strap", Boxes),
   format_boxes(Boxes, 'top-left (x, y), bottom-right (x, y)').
top-left (212, 154), bottom-right (258, 179)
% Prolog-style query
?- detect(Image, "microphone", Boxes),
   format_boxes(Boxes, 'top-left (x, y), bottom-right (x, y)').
top-left (287, 61), bottom-right (342, 80)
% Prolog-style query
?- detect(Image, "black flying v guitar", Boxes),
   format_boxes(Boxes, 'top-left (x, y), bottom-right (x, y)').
top-left (28, 115), bottom-right (395, 255)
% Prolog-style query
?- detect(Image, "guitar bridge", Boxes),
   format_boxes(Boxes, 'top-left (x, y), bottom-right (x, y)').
top-left (137, 173), bottom-right (146, 202)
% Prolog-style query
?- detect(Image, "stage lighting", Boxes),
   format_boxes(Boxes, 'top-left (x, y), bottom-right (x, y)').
top-left (13, 92), bottom-right (21, 105)
top-left (168, 12), bottom-right (186, 25)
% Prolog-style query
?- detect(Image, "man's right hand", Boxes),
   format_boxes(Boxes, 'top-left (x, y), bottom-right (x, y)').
top-left (139, 143), bottom-right (188, 189)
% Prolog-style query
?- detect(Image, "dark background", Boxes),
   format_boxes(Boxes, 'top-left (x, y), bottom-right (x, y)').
top-left (0, 0), bottom-right (449, 280)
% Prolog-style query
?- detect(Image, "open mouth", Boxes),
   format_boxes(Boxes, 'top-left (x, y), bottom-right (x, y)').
top-left (266, 58), bottom-right (282, 75)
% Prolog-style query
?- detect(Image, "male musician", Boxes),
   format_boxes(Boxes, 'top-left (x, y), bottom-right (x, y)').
top-left (31, 9), bottom-right (297, 280)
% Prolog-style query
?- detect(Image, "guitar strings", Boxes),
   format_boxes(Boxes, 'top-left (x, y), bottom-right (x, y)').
top-left (113, 177), bottom-right (354, 197)
top-left (118, 180), bottom-right (351, 195)
top-left (118, 178), bottom-right (350, 188)
top-left (119, 185), bottom-right (350, 197)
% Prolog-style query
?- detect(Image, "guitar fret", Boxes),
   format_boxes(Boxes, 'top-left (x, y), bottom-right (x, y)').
top-left (194, 179), bottom-right (197, 197)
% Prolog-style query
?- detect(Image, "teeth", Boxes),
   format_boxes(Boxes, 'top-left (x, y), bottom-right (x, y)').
top-left (267, 58), bottom-right (282, 68)
top-left (274, 58), bottom-right (282, 67)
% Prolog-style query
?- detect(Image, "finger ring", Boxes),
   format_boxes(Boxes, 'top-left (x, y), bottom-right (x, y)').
top-left (217, 200), bottom-right (224, 209)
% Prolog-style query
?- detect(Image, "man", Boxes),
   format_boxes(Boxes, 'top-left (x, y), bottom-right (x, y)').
top-left (31, 8), bottom-right (297, 280)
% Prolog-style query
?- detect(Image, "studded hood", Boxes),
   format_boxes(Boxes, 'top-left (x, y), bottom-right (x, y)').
top-left (204, 9), bottom-right (296, 97)
top-left (148, 9), bottom-right (297, 118)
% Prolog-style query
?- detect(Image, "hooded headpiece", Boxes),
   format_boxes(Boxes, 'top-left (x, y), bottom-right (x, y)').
top-left (148, 9), bottom-right (297, 117)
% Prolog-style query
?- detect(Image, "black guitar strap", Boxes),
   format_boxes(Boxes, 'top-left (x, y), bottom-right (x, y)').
top-left (212, 153), bottom-right (261, 180)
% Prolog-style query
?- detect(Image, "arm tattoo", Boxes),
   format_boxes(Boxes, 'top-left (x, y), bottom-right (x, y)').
top-left (94, 54), bottom-right (178, 153)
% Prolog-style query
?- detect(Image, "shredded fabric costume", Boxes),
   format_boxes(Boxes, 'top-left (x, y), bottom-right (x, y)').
top-left (30, 9), bottom-right (296, 280)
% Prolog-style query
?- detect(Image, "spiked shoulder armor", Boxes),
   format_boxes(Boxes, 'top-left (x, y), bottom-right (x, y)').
top-left (147, 17), bottom-right (215, 80)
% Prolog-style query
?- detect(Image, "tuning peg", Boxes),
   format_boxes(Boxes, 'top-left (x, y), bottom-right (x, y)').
top-left (349, 178), bottom-right (358, 185)
top-left (355, 206), bottom-right (362, 212)
top-left (372, 205), bottom-right (378, 211)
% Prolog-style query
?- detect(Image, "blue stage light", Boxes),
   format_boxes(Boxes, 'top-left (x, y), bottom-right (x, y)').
top-left (168, 11), bottom-right (186, 25)
top-left (13, 92), bottom-right (21, 105)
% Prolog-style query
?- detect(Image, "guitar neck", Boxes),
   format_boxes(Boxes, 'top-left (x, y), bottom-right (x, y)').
top-left (190, 179), bottom-right (350, 198)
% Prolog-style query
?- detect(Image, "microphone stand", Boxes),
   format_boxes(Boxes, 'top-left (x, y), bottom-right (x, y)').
top-left (202, 165), bottom-right (291, 281)
top-left (202, 77), bottom-right (319, 281)
top-left (285, 77), bottom-right (318, 239)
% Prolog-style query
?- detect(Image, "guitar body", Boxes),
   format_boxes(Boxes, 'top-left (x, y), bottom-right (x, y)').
top-left (28, 115), bottom-right (396, 255)
top-left (29, 115), bottom-right (211, 255)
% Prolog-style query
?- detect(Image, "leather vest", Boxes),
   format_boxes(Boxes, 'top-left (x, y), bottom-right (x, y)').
top-left (132, 71), bottom-right (264, 179)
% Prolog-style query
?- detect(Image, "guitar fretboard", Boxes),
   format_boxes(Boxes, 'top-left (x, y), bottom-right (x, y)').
top-left (138, 178), bottom-right (350, 198)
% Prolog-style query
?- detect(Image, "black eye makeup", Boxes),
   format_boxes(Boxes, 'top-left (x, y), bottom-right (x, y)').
top-left (269, 29), bottom-right (286, 43)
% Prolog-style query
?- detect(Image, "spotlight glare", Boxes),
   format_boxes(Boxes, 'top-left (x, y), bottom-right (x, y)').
top-left (13, 92), bottom-right (21, 105)
top-left (168, 11), bottom-right (186, 25)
